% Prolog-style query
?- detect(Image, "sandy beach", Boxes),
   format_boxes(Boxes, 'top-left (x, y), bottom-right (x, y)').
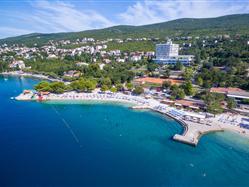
top-left (15, 90), bottom-right (249, 146)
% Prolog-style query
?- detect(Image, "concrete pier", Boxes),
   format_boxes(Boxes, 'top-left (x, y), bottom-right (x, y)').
top-left (172, 121), bottom-right (224, 146)
top-left (173, 134), bottom-right (198, 146)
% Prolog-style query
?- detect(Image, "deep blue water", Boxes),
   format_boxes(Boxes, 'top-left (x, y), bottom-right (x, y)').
top-left (1, 76), bottom-right (249, 187)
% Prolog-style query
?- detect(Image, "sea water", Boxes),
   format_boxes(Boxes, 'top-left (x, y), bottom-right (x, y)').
top-left (1, 76), bottom-right (249, 187)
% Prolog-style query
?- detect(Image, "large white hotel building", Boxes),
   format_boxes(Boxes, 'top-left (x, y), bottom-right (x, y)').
top-left (154, 40), bottom-right (194, 65)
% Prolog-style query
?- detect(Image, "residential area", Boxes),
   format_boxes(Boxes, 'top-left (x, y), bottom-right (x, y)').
top-left (1, 33), bottom-right (249, 117)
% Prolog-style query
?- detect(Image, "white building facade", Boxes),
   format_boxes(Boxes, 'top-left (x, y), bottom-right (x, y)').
top-left (156, 41), bottom-right (179, 59)
top-left (154, 40), bottom-right (193, 65)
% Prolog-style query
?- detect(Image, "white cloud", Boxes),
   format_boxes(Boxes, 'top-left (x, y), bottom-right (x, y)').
top-left (119, 1), bottom-right (163, 25)
top-left (119, 0), bottom-right (249, 25)
top-left (0, 0), bottom-right (249, 39)
top-left (0, 0), bottom-right (114, 38)
top-left (28, 0), bottom-right (114, 32)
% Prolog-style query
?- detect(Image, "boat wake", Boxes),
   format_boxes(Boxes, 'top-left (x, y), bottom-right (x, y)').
top-left (51, 106), bottom-right (83, 148)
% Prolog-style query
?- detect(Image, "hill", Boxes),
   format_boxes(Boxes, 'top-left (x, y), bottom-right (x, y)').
top-left (1, 14), bottom-right (249, 46)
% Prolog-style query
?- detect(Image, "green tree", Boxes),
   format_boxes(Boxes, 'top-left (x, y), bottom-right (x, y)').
top-left (70, 78), bottom-right (96, 92)
top-left (34, 81), bottom-right (52, 92)
top-left (50, 82), bottom-right (66, 94)
top-left (132, 86), bottom-right (144, 95)
top-left (34, 81), bottom-right (66, 94)
top-left (65, 84), bottom-right (73, 92)
top-left (226, 98), bottom-right (236, 109)
top-left (203, 93), bottom-right (224, 114)
top-left (147, 62), bottom-right (158, 72)
top-left (126, 82), bottom-right (133, 90)
top-left (200, 49), bottom-right (207, 60)
top-left (77, 79), bottom-right (87, 92)
top-left (170, 85), bottom-right (185, 99)
top-left (101, 85), bottom-right (109, 92)
top-left (70, 80), bottom-right (80, 91)
top-left (115, 83), bottom-right (124, 91)
top-left (207, 101), bottom-right (224, 114)
top-left (196, 76), bottom-right (203, 86)
top-left (183, 81), bottom-right (195, 96)
top-left (175, 61), bottom-right (183, 70)
top-left (162, 81), bottom-right (171, 89)
top-left (85, 79), bottom-right (97, 92)
top-left (195, 53), bottom-right (201, 64)
top-left (162, 69), bottom-right (170, 78)
top-left (183, 67), bottom-right (194, 81)
top-left (110, 87), bottom-right (117, 93)
top-left (177, 89), bottom-right (186, 99)
top-left (242, 99), bottom-right (249, 104)
top-left (101, 77), bottom-right (112, 89)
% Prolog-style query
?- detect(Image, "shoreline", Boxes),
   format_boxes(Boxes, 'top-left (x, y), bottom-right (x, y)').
top-left (43, 98), bottom-right (189, 137)
top-left (14, 90), bottom-right (249, 146)
top-left (44, 98), bottom-right (137, 108)
top-left (0, 71), bottom-right (63, 82)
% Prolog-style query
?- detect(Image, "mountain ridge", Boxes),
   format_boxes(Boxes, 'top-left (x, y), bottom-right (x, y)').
top-left (1, 14), bottom-right (249, 46)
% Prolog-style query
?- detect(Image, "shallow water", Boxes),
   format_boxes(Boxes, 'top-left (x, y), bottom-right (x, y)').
top-left (1, 76), bottom-right (249, 187)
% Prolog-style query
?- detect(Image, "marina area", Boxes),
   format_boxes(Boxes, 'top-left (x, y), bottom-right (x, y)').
top-left (15, 90), bottom-right (249, 146)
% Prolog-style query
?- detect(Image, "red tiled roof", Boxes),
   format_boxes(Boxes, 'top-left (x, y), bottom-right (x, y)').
top-left (40, 91), bottom-right (50, 95)
top-left (174, 100), bottom-right (199, 107)
top-left (134, 77), bottom-right (183, 85)
top-left (210, 87), bottom-right (245, 94)
top-left (23, 90), bottom-right (31, 94)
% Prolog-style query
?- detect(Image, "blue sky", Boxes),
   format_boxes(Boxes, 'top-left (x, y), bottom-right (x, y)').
top-left (0, 0), bottom-right (249, 39)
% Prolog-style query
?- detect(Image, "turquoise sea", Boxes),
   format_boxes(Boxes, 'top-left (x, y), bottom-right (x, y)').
top-left (1, 76), bottom-right (249, 187)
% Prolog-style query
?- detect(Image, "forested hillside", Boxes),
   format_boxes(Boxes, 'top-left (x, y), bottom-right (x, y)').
top-left (1, 14), bottom-right (249, 46)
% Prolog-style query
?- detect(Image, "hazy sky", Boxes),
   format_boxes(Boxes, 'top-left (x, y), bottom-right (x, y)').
top-left (0, 0), bottom-right (249, 39)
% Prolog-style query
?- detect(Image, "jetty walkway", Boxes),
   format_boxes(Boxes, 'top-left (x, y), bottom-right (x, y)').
top-left (133, 104), bottom-right (224, 146)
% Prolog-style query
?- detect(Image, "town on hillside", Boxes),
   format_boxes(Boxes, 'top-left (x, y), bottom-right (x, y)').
top-left (1, 33), bottom-right (249, 119)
